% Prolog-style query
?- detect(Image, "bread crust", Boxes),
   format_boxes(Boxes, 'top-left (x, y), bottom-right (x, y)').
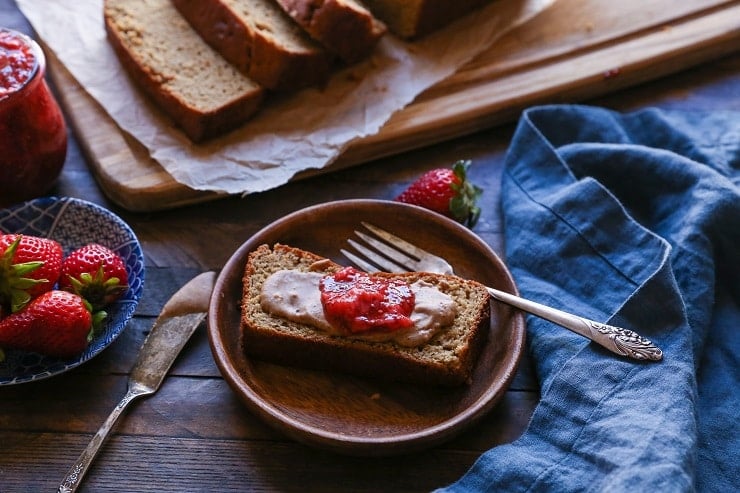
top-left (104, 0), bottom-right (264, 142)
top-left (241, 244), bottom-right (490, 386)
top-left (171, 0), bottom-right (333, 91)
top-left (275, 0), bottom-right (386, 63)
top-left (363, 0), bottom-right (492, 39)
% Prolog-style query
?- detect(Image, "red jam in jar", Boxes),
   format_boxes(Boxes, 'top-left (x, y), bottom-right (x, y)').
top-left (319, 267), bottom-right (415, 334)
top-left (0, 28), bottom-right (67, 207)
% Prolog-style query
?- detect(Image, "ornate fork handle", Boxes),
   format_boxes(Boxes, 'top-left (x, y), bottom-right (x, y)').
top-left (487, 287), bottom-right (663, 361)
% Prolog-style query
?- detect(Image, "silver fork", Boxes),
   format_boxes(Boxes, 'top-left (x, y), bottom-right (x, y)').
top-left (341, 222), bottom-right (663, 362)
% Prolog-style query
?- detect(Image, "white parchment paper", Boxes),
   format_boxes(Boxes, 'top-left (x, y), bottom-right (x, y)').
top-left (17, 0), bottom-right (554, 195)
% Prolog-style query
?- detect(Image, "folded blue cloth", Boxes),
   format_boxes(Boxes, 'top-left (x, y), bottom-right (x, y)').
top-left (439, 105), bottom-right (739, 492)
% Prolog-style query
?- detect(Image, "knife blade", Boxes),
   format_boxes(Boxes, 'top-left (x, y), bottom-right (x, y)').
top-left (58, 271), bottom-right (216, 493)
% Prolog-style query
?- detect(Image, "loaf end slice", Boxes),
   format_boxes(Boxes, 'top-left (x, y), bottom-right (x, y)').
top-left (363, 0), bottom-right (492, 39)
top-left (104, 0), bottom-right (264, 142)
top-left (275, 0), bottom-right (387, 64)
top-left (241, 244), bottom-right (490, 386)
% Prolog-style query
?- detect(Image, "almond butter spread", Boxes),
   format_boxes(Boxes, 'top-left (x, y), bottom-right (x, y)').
top-left (260, 269), bottom-right (457, 347)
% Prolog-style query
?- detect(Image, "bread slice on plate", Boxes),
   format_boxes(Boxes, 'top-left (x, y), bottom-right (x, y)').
top-left (241, 244), bottom-right (491, 386)
top-left (274, 0), bottom-right (387, 64)
top-left (171, 0), bottom-right (333, 91)
top-left (104, 0), bottom-right (264, 142)
top-left (362, 0), bottom-right (492, 39)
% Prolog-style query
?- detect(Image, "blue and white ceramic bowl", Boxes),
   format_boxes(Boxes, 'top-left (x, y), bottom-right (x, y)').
top-left (0, 197), bottom-right (145, 385)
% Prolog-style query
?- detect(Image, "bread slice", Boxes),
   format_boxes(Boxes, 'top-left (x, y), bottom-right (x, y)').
top-left (171, 0), bottom-right (333, 91)
top-left (274, 0), bottom-right (386, 64)
top-left (241, 244), bottom-right (490, 386)
top-left (103, 0), bottom-right (264, 143)
top-left (362, 0), bottom-right (492, 39)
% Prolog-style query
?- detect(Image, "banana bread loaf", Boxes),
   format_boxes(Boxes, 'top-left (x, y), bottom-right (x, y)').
top-left (241, 244), bottom-right (490, 386)
top-left (274, 0), bottom-right (386, 64)
top-left (104, 0), bottom-right (264, 142)
top-left (171, 0), bottom-right (333, 91)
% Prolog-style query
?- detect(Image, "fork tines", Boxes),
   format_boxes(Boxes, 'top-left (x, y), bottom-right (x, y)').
top-left (341, 223), bottom-right (424, 273)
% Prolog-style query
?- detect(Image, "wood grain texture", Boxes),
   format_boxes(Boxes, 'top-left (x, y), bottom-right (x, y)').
top-left (46, 0), bottom-right (740, 211)
top-left (3, 0), bottom-right (738, 489)
top-left (5, 428), bottom-right (542, 492)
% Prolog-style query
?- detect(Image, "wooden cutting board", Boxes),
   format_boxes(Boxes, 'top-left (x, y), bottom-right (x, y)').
top-left (48, 0), bottom-right (740, 212)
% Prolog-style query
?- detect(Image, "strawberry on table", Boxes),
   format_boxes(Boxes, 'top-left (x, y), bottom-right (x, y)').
top-left (59, 243), bottom-right (128, 310)
top-left (395, 160), bottom-right (482, 228)
top-left (0, 234), bottom-right (63, 312)
top-left (0, 290), bottom-right (92, 358)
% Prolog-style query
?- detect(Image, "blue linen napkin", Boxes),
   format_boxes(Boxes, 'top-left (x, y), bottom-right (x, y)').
top-left (439, 105), bottom-right (739, 492)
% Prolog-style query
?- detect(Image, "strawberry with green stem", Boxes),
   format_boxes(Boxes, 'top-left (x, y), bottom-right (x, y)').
top-left (59, 243), bottom-right (128, 311)
top-left (0, 290), bottom-right (93, 358)
top-left (0, 234), bottom-right (63, 312)
top-left (395, 160), bottom-right (482, 228)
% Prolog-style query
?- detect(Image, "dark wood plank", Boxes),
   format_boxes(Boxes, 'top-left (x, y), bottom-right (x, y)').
top-left (1, 431), bottom-right (486, 492)
top-left (0, 375), bottom-right (537, 443)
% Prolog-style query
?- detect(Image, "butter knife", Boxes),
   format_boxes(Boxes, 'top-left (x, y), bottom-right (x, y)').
top-left (58, 271), bottom-right (216, 493)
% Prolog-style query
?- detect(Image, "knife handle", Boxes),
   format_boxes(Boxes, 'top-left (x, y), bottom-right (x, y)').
top-left (58, 385), bottom-right (151, 493)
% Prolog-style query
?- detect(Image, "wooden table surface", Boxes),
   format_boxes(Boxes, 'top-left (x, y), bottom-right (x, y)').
top-left (1, 1), bottom-right (738, 491)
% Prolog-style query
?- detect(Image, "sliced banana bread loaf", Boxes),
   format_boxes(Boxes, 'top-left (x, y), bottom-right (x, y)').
top-left (104, 0), bottom-right (264, 142)
top-left (171, 0), bottom-right (333, 91)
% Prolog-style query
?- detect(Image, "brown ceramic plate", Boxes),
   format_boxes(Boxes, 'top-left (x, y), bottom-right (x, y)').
top-left (208, 199), bottom-right (525, 456)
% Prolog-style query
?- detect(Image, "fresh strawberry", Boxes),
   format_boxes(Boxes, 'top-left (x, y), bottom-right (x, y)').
top-left (0, 290), bottom-right (92, 358)
top-left (59, 243), bottom-right (128, 310)
top-left (395, 160), bottom-right (482, 227)
top-left (0, 234), bottom-right (63, 312)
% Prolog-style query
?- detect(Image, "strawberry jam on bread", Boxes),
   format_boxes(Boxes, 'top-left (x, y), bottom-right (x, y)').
top-left (240, 244), bottom-right (490, 386)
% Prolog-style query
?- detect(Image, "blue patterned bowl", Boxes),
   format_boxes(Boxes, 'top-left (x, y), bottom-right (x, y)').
top-left (0, 197), bottom-right (145, 385)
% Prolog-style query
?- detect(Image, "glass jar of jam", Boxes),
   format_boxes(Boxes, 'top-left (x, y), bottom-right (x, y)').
top-left (0, 28), bottom-right (67, 207)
